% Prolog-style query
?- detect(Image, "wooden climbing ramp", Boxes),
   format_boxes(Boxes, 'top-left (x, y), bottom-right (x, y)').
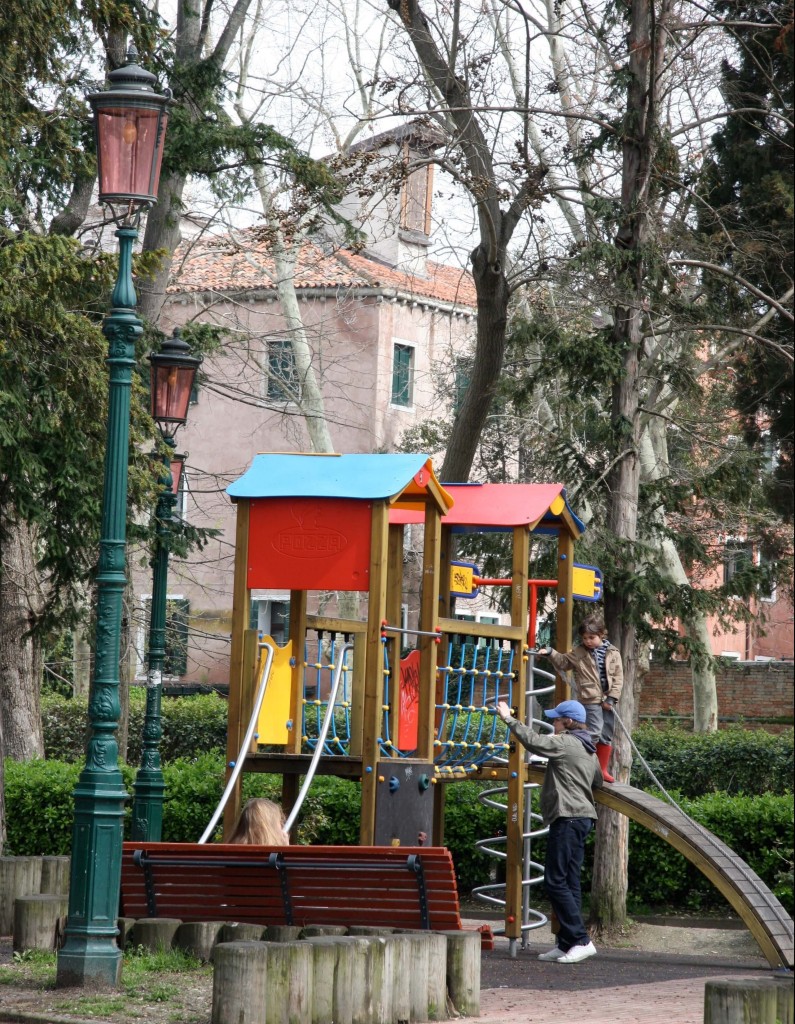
top-left (525, 766), bottom-right (794, 970)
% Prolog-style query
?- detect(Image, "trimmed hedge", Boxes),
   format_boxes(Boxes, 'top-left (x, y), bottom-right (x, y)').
top-left (624, 790), bottom-right (794, 914)
top-left (41, 691), bottom-right (229, 764)
top-left (42, 696), bottom-right (794, 800)
top-left (629, 724), bottom-right (794, 797)
top-left (4, 755), bottom-right (792, 913)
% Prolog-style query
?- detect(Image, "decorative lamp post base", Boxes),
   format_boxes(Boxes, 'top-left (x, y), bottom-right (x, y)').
top-left (55, 775), bottom-right (127, 987)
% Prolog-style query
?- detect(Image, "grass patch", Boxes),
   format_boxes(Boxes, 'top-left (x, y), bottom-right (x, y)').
top-left (56, 994), bottom-right (129, 1015)
top-left (1, 943), bottom-right (211, 1024)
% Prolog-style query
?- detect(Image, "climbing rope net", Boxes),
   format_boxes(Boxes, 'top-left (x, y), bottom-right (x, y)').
top-left (301, 630), bottom-right (514, 773)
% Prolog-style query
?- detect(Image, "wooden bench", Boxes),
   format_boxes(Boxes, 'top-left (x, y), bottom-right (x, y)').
top-left (120, 843), bottom-right (466, 934)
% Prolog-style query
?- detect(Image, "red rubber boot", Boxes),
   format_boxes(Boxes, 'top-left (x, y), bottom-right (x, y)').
top-left (596, 742), bottom-right (615, 783)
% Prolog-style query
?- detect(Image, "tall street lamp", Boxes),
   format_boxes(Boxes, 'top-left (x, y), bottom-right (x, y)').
top-left (56, 44), bottom-right (170, 988)
top-left (131, 329), bottom-right (201, 842)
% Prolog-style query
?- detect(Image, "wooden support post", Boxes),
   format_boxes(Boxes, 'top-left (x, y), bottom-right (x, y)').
top-left (40, 856), bottom-right (70, 895)
top-left (0, 856), bottom-right (43, 935)
top-left (441, 929), bottom-right (481, 1017)
top-left (262, 941), bottom-right (313, 1024)
top-left (287, 589), bottom-right (308, 755)
top-left (349, 630), bottom-right (366, 758)
top-left (555, 529), bottom-right (575, 703)
top-left (13, 894), bottom-right (67, 952)
top-left (432, 524), bottom-right (453, 845)
top-left (175, 921), bottom-right (224, 962)
top-left (704, 977), bottom-right (794, 1024)
top-left (504, 525), bottom-right (530, 945)
top-left (211, 942), bottom-right (269, 1024)
top-left (130, 917), bottom-right (181, 953)
top-left (361, 501), bottom-right (389, 845)
top-left (224, 500), bottom-right (251, 837)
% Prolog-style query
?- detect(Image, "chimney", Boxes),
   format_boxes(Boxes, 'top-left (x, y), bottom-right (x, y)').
top-left (328, 122), bottom-right (441, 277)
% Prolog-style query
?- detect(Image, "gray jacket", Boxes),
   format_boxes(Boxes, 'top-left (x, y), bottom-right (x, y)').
top-left (504, 718), bottom-right (603, 826)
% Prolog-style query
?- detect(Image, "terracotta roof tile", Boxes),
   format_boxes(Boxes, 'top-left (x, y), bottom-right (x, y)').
top-left (168, 230), bottom-right (476, 309)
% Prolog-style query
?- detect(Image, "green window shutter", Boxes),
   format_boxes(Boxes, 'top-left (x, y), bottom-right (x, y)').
top-left (392, 344), bottom-right (413, 406)
top-left (454, 359), bottom-right (471, 414)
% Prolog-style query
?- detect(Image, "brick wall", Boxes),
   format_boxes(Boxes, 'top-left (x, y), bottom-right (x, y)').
top-left (639, 660), bottom-right (794, 727)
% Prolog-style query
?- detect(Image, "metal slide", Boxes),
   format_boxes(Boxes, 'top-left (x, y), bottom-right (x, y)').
top-left (198, 638), bottom-right (353, 843)
top-left (198, 640), bottom-right (275, 844)
top-left (284, 641), bottom-right (352, 834)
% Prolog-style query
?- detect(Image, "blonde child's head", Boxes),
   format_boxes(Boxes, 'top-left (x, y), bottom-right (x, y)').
top-left (227, 798), bottom-right (288, 846)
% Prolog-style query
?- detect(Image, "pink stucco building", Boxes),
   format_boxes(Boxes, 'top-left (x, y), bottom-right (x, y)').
top-left (131, 215), bottom-right (478, 683)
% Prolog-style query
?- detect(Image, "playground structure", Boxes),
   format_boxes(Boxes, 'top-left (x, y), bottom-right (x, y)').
top-left (217, 452), bottom-right (793, 968)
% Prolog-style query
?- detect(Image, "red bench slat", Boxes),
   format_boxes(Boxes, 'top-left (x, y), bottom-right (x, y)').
top-left (121, 842), bottom-right (463, 932)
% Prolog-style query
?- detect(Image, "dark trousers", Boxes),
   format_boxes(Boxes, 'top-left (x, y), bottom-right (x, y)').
top-left (544, 816), bottom-right (593, 951)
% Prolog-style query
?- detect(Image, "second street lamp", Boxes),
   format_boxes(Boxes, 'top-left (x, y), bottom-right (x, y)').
top-left (132, 329), bottom-right (201, 842)
top-left (56, 43), bottom-right (170, 988)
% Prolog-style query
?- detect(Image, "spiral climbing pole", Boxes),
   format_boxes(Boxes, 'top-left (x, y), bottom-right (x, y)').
top-left (472, 655), bottom-right (557, 951)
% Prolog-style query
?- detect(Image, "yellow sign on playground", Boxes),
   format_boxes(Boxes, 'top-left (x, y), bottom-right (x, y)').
top-left (571, 563), bottom-right (602, 601)
top-left (450, 562), bottom-right (603, 601)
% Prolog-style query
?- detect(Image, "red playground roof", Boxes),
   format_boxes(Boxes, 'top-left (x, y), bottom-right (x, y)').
top-left (389, 483), bottom-right (585, 535)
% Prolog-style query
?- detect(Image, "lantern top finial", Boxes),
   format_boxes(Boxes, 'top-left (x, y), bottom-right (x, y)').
top-left (104, 44), bottom-right (159, 95)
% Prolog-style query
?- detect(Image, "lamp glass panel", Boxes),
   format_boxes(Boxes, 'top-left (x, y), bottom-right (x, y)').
top-left (169, 458), bottom-right (184, 496)
top-left (96, 105), bottom-right (167, 201)
top-left (151, 364), bottom-right (196, 423)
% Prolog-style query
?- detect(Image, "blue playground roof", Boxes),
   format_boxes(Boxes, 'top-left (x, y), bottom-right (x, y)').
top-left (227, 452), bottom-right (452, 509)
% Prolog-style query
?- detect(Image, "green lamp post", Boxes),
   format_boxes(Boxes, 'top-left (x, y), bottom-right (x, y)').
top-left (56, 44), bottom-right (170, 988)
top-left (131, 329), bottom-right (200, 842)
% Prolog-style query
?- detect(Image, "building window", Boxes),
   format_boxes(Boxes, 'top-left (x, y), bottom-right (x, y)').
top-left (723, 539), bottom-right (753, 588)
top-left (391, 343), bottom-right (414, 407)
top-left (759, 550), bottom-right (777, 603)
top-left (266, 339), bottom-right (299, 402)
top-left (250, 598), bottom-right (291, 646)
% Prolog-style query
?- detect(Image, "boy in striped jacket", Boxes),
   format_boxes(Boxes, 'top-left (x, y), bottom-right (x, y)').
top-left (538, 615), bottom-right (623, 782)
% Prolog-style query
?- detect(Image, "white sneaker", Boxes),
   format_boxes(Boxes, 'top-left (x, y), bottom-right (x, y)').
top-left (537, 946), bottom-right (566, 961)
top-left (556, 941), bottom-right (597, 964)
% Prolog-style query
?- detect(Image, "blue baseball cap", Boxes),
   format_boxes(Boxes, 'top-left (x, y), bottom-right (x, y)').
top-left (545, 700), bottom-right (587, 723)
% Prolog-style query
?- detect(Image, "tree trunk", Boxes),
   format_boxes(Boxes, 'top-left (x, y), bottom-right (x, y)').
top-left (0, 517), bottom-right (45, 760)
top-left (640, 420), bottom-right (719, 731)
top-left (0, 712), bottom-right (5, 853)
top-left (385, 0), bottom-right (538, 486)
top-left (441, 246), bottom-right (510, 481)
top-left (656, 535), bottom-right (719, 731)
top-left (590, 0), bottom-right (673, 934)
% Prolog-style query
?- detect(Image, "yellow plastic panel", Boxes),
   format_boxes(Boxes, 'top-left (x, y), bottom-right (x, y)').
top-left (256, 637), bottom-right (293, 745)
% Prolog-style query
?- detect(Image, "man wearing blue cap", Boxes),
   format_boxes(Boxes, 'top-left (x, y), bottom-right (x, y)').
top-left (497, 697), bottom-right (603, 964)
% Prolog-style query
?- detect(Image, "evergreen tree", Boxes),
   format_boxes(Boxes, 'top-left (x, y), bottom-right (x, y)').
top-left (700, 0), bottom-right (794, 520)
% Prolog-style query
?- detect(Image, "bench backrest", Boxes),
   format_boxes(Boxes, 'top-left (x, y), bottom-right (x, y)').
top-left (120, 842), bottom-right (463, 932)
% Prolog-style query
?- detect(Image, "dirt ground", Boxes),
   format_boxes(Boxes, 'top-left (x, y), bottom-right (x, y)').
top-left (0, 919), bottom-right (769, 1024)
